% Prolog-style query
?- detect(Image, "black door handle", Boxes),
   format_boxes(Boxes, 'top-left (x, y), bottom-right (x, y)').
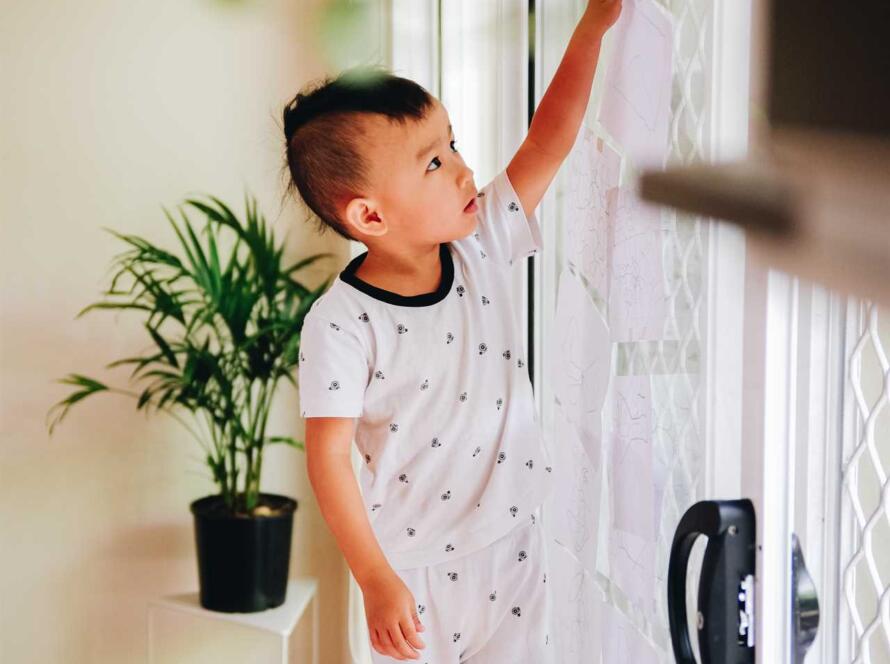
top-left (667, 499), bottom-right (756, 664)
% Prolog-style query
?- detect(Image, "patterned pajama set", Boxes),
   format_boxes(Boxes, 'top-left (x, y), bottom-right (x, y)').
top-left (298, 169), bottom-right (556, 663)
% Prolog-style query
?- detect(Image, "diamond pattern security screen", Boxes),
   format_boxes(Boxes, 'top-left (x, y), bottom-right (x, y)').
top-left (538, 0), bottom-right (718, 661)
top-left (840, 302), bottom-right (890, 664)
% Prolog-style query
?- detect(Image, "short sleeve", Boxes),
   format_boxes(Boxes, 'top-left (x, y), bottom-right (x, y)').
top-left (472, 168), bottom-right (544, 267)
top-left (298, 314), bottom-right (369, 418)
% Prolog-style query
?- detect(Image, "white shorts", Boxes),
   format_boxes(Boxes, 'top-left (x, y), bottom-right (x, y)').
top-left (369, 505), bottom-right (554, 664)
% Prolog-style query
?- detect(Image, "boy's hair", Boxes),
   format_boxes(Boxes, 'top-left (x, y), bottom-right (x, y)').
top-left (280, 64), bottom-right (436, 241)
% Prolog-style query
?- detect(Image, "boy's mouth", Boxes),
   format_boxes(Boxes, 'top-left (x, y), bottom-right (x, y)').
top-left (463, 194), bottom-right (478, 213)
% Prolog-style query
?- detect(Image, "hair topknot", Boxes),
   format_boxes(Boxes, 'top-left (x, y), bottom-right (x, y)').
top-left (280, 64), bottom-right (436, 241)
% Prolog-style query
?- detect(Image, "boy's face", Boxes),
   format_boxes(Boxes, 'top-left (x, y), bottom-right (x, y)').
top-left (344, 100), bottom-right (478, 248)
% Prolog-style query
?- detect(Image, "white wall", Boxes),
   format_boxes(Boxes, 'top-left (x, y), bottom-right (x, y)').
top-left (0, 0), bottom-right (357, 661)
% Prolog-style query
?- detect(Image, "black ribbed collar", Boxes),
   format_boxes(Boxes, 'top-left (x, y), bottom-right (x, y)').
top-left (338, 243), bottom-right (454, 307)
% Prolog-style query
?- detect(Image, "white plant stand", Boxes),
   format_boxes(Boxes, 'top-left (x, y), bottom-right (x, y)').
top-left (147, 577), bottom-right (319, 664)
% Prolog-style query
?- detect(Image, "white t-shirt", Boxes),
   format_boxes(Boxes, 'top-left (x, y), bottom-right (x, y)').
top-left (297, 168), bottom-right (555, 569)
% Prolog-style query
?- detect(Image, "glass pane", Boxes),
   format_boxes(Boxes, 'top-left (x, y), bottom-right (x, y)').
top-left (538, 0), bottom-right (718, 660)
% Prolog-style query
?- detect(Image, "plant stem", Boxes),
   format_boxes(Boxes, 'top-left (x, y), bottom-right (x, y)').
top-left (252, 376), bottom-right (276, 503)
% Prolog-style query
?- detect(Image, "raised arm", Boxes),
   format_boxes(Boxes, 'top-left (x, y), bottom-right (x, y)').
top-left (507, 0), bottom-right (622, 220)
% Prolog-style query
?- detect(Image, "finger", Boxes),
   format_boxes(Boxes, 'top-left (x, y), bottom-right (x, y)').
top-left (402, 615), bottom-right (426, 650)
top-left (388, 623), bottom-right (419, 660)
top-left (378, 627), bottom-right (404, 660)
top-left (413, 612), bottom-right (425, 632)
top-left (369, 627), bottom-right (383, 656)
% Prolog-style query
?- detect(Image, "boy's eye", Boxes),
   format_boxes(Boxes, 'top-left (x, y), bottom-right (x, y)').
top-left (427, 139), bottom-right (459, 172)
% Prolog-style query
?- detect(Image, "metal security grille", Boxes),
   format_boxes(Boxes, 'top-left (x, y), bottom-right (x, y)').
top-left (840, 301), bottom-right (890, 664)
top-left (544, 0), bottom-right (716, 659)
top-left (617, 0), bottom-right (713, 652)
top-left (618, 0), bottom-right (713, 654)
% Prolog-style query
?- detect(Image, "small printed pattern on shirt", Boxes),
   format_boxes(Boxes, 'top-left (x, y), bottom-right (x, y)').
top-left (295, 167), bottom-right (553, 569)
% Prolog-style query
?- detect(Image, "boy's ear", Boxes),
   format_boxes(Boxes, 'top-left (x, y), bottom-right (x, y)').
top-left (344, 197), bottom-right (386, 238)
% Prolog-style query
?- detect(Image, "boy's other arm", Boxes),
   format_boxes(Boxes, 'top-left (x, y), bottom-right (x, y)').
top-left (507, 0), bottom-right (622, 220)
top-left (305, 416), bottom-right (392, 587)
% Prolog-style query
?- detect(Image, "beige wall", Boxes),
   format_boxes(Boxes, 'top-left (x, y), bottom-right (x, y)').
top-left (0, 0), bottom-right (356, 661)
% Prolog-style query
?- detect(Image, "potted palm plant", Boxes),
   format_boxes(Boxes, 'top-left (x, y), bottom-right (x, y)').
top-left (46, 192), bottom-right (335, 613)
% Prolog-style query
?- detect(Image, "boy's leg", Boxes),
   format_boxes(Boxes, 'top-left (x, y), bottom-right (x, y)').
top-left (461, 505), bottom-right (554, 664)
top-left (367, 563), bottom-right (463, 664)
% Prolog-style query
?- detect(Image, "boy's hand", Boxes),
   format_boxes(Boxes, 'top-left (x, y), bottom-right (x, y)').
top-left (362, 567), bottom-right (426, 660)
top-left (585, 0), bottom-right (623, 35)
top-left (509, 0), bottom-right (623, 216)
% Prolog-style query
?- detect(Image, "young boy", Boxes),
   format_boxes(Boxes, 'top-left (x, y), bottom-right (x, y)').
top-left (283, 2), bottom-right (620, 661)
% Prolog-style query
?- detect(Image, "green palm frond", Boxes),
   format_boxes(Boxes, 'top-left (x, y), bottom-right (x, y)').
top-left (47, 189), bottom-right (330, 513)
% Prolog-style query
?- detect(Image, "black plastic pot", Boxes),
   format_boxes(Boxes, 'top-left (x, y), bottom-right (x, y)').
top-left (190, 492), bottom-right (298, 613)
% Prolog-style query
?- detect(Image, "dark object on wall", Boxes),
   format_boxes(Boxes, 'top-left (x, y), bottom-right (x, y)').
top-left (769, 0), bottom-right (890, 137)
